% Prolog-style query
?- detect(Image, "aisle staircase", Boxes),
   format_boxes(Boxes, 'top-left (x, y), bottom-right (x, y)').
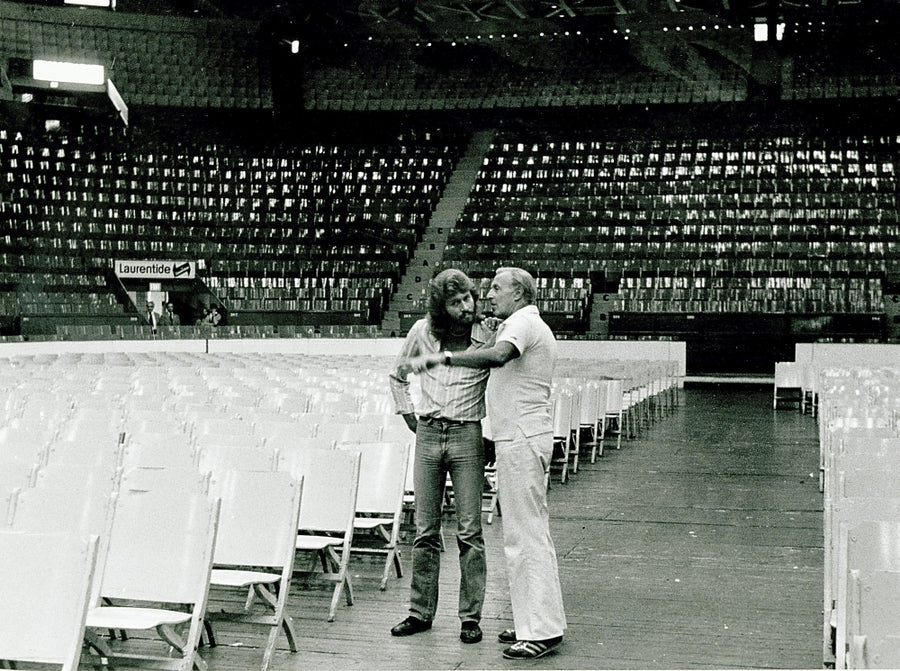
top-left (381, 129), bottom-right (495, 336)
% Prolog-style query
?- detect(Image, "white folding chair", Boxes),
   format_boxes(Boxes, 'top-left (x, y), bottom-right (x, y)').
top-left (205, 469), bottom-right (304, 671)
top-left (120, 432), bottom-right (198, 470)
top-left (10, 481), bottom-right (119, 640)
top-left (571, 379), bottom-right (606, 463)
top-left (589, 379), bottom-right (608, 462)
top-left (550, 388), bottom-right (578, 484)
top-left (0, 531), bottom-right (99, 671)
top-left (190, 416), bottom-right (256, 443)
top-left (44, 435), bottom-right (124, 471)
top-left (194, 431), bottom-right (265, 451)
top-left (84, 487), bottom-right (220, 671)
top-left (121, 407), bottom-right (185, 435)
top-left (603, 378), bottom-right (625, 450)
top-left (33, 460), bottom-right (122, 493)
top-left (121, 466), bottom-right (211, 495)
top-left (773, 361), bottom-right (803, 409)
top-left (315, 420), bottom-right (380, 445)
top-left (336, 441), bottom-right (411, 590)
top-left (834, 519), bottom-right (900, 669)
top-left (845, 569), bottom-right (900, 669)
top-left (0, 453), bottom-right (39, 488)
top-left (255, 417), bottom-right (317, 447)
top-left (0, 426), bottom-right (53, 465)
top-left (1, 483), bottom-right (19, 526)
top-left (197, 444), bottom-right (280, 474)
top-left (283, 447), bottom-right (361, 621)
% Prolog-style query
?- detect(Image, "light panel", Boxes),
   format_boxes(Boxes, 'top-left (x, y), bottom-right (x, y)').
top-left (63, 0), bottom-right (116, 7)
top-left (33, 59), bottom-right (105, 86)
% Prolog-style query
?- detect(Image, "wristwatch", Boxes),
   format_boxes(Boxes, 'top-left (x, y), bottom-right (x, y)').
top-left (443, 350), bottom-right (453, 366)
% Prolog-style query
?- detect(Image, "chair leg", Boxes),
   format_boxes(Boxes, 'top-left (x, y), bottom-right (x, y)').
top-left (615, 415), bottom-right (622, 450)
top-left (595, 418), bottom-right (605, 460)
top-left (570, 429), bottom-right (580, 475)
top-left (393, 547), bottom-right (403, 577)
top-left (83, 630), bottom-right (112, 665)
top-left (558, 437), bottom-right (569, 484)
top-left (379, 547), bottom-right (399, 590)
top-left (244, 585), bottom-right (256, 611)
top-left (156, 623), bottom-right (206, 671)
top-left (202, 619), bottom-right (217, 647)
top-left (281, 613), bottom-right (299, 653)
top-left (262, 628), bottom-right (280, 671)
top-left (252, 583), bottom-right (278, 611)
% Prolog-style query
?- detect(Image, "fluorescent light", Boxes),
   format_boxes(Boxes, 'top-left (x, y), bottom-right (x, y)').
top-left (753, 23), bottom-right (768, 42)
top-left (33, 59), bottom-right (105, 86)
top-left (64, 0), bottom-right (115, 6)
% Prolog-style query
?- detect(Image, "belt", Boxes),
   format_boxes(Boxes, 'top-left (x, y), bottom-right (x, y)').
top-left (418, 416), bottom-right (480, 426)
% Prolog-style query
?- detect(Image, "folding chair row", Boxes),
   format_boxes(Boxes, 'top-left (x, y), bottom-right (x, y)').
top-left (281, 442), bottom-right (411, 594)
top-left (7, 467), bottom-right (306, 671)
top-left (818, 369), bottom-right (900, 668)
top-left (549, 376), bottom-right (643, 484)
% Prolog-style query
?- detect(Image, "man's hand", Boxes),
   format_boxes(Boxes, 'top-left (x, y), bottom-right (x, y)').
top-left (482, 316), bottom-right (501, 331)
top-left (402, 413), bottom-right (418, 433)
top-left (405, 352), bottom-right (444, 374)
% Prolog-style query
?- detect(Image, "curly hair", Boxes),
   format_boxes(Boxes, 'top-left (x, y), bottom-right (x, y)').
top-left (426, 268), bottom-right (478, 343)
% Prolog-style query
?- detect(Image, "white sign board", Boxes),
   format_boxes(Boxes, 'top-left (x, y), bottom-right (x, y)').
top-left (114, 260), bottom-right (196, 280)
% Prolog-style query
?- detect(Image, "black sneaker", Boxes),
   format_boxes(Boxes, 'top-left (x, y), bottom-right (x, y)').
top-left (497, 628), bottom-right (517, 644)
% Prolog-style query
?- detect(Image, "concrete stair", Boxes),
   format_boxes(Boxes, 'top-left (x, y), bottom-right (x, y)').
top-left (381, 129), bottom-right (495, 335)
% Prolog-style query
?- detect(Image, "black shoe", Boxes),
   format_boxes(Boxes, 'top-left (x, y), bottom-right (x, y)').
top-left (497, 628), bottom-right (517, 644)
top-left (391, 616), bottom-right (432, 637)
top-left (460, 621), bottom-right (483, 644)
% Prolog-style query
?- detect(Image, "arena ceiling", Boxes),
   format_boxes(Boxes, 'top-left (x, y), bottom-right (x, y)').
top-left (12, 0), bottom-right (900, 84)
top-left (27, 0), bottom-right (899, 36)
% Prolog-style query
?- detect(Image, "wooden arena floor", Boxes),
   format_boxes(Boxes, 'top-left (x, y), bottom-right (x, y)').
top-left (97, 385), bottom-right (824, 671)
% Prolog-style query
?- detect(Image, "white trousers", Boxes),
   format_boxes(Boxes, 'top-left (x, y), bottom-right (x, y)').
top-left (495, 429), bottom-right (567, 641)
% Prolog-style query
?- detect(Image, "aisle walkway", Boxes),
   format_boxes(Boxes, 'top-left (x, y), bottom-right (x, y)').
top-left (201, 385), bottom-right (823, 670)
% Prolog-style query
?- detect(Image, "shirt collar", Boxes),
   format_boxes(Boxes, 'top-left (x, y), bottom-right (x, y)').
top-left (504, 304), bottom-right (539, 322)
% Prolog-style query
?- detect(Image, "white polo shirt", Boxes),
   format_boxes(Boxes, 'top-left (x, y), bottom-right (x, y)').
top-left (486, 304), bottom-right (556, 441)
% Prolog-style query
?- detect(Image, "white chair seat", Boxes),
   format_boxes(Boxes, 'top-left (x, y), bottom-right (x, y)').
top-left (354, 516), bottom-right (393, 530)
top-left (210, 568), bottom-right (281, 588)
top-left (87, 605), bottom-right (191, 630)
top-left (296, 535), bottom-right (344, 551)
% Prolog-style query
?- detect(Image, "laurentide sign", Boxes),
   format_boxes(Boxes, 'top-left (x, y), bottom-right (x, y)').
top-left (114, 260), bottom-right (197, 280)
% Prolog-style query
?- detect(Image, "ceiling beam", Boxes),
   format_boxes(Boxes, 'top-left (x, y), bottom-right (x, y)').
top-left (505, 0), bottom-right (529, 17)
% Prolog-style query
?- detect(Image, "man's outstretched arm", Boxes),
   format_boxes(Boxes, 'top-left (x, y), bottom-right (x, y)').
top-left (403, 341), bottom-right (519, 375)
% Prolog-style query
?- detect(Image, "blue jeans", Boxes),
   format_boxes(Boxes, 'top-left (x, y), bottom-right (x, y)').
top-left (409, 418), bottom-right (486, 624)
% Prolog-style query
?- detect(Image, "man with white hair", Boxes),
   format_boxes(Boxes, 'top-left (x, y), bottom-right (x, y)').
top-left (406, 266), bottom-right (567, 660)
